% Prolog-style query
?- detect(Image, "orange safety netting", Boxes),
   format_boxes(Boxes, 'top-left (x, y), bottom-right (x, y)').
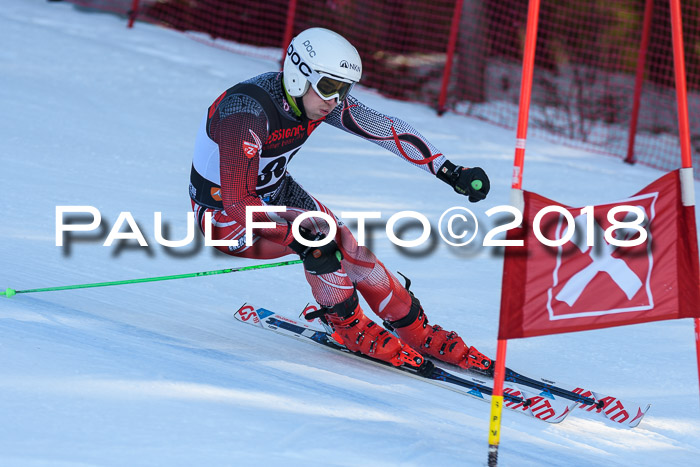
top-left (64, 0), bottom-right (700, 177)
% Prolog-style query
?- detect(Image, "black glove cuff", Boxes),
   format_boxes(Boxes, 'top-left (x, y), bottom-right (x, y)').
top-left (288, 226), bottom-right (318, 256)
top-left (288, 238), bottom-right (307, 255)
top-left (436, 160), bottom-right (461, 187)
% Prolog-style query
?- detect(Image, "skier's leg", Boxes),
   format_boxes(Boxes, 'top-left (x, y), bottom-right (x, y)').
top-left (196, 179), bottom-right (418, 367)
top-left (192, 201), bottom-right (293, 259)
top-left (385, 289), bottom-right (493, 373)
top-left (280, 218), bottom-right (422, 366)
top-left (196, 194), bottom-right (490, 371)
top-left (278, 219), bottom-right (420, 365)
top-left (335, 225), bottom-right (492, 372)
top-left (309, 287), bottom-right (424, 367)
top-left (264, 175), bottom-right (371, 307)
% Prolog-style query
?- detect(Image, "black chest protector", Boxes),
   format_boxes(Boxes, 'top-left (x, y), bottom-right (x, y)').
top-left (190, 82), bottom-right (322, 209)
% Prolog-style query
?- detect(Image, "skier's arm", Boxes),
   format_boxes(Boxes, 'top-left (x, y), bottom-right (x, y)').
top-left (324, 96), bottom-right (490, 201)
top-left (217, 111), bottom-right (296, 246)
top-left (324, 95), bottom-right (446, 174)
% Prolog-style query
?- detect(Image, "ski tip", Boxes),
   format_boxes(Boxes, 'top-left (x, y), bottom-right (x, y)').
top-left (552, 405), bottom-right (572, 423)
top-left (234, 303), bottom-right (254, 315)
top-left (234, 304), bottom-right (261, 324)
top-left (626, 404), bottom-right (651, 428)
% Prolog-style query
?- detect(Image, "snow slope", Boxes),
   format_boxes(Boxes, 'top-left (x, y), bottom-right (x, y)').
top-left (2, 1), bottom-right (700, 465)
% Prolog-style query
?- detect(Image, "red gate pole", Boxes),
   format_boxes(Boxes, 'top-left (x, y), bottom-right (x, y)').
top-left (488, 0), bottom-right (541, 465)
top-left (668, 0), bottom-right (700, 406)
top-left (127, 0), bottom-right (140, 28)
top-left (510, 0), bottom-right (540, 191)
top-left (437, 0), bottom-right (465, 115)
top-left (625, 0), bottom-right (654, 164)
top-left (281, 0), bottom-right (299, 67)
top-left (669, 0), bottom-right (692, 169)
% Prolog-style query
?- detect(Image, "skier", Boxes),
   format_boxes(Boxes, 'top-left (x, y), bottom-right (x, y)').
top-left (190, 27), bottom-right (492, 372)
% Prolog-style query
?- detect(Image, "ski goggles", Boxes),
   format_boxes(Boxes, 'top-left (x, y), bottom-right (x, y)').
top-left (308, 70), bottom-right (355, 102)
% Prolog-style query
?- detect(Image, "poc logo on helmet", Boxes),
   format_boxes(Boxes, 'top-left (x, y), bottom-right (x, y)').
top-left (340, 60), bottom-right (360, 72)
top-left (287, 44), bottom-right (312, 77)
top-left (302, 40), bottom-right (316, 57)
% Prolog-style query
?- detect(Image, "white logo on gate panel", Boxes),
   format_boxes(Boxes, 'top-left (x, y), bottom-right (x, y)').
top-left (546, 192), bottom-right (659, 320)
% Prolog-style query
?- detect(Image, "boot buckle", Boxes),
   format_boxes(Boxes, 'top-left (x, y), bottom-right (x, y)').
top-left (396, 345), bottom-right (424, 368)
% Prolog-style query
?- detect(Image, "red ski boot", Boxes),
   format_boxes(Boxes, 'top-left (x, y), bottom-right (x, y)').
top-left (387, 294), bottom-right (493, 374)
top-left (307, 291), bottom-right (425, 368)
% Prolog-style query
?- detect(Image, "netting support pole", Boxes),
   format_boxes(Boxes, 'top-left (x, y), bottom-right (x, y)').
top-left (280, 0), bottom-right (298, 67)
top-left (625, 0), bottom-right (654, 164)
top-left (668, 0), bottom-right (700, 407)
top-left (488, 0), bottom-right (540, 465)
top-left (437, 0), bottom-right (465, 116)
top-left (127, 0), bottom-right (140, 28)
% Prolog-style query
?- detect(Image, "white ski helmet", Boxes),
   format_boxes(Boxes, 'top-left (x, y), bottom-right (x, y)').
top-left (283, 27), bottom-right (362, 102)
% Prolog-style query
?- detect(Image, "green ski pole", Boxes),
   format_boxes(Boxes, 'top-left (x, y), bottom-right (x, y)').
top-left (1, 259), bottom-right (302, 297)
